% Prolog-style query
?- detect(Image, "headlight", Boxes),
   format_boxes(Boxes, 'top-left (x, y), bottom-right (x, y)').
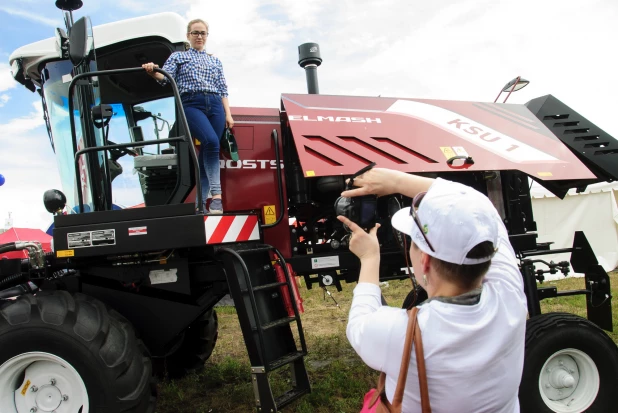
top-left (10, 59), bottom-right (20, 79)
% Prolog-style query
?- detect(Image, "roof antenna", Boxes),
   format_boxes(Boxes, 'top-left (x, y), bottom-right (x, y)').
top-left (55, 0), bottom-right (83, 31)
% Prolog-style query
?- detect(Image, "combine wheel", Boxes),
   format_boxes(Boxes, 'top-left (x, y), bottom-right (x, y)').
top-left (0, 291), bottom-right (156, 413)
top-left (519, 312), bottom-right (618, 413)
top-left (159, 309), bottom-right (219, 379)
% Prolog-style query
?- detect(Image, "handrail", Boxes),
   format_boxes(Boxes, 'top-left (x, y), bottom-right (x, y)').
top-left (261, 129), bottom-right (285, 228)
top-left (67, 67), bottom-right (203, 213)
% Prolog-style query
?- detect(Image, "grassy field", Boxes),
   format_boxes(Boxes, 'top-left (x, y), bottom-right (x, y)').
top-left (155, 273), bottom-right (618, 412)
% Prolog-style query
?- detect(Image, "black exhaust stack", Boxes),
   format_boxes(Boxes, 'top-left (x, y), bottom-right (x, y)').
top-left (298, 43), bottom-right (322, 94)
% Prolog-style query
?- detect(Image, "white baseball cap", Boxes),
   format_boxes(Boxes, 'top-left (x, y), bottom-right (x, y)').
top-left (391, 178), bottom-right (499, 265)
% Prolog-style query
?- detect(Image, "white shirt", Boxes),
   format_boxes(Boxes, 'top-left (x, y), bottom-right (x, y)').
top-left (347, 221), bottom-right (527, 413)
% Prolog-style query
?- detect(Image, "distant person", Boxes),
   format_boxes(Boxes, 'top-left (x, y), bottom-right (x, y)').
top-left (338, 168), bottom-right (527, 412)
top-left (143, 18), bottom-right (233, 214)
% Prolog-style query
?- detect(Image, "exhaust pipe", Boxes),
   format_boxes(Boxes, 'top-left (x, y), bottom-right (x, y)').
top-left (298, 43), bottom-right (322, 94)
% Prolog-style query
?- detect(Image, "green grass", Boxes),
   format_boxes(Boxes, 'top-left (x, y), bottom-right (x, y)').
top-left (155, 273), bottom-right (618, 412)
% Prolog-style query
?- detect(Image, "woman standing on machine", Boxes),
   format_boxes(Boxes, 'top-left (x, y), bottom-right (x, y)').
top-left (142, 18), bottom-right (233, 214)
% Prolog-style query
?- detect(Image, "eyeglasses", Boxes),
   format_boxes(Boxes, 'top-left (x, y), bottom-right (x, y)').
top-left (189, 31), bottom-right (208, 38)
top-left (409, 192), bottom-right (435, 252)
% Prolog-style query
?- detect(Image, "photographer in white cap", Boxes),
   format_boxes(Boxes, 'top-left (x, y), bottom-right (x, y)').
top-left (338, 168), bottom-right (527, 412)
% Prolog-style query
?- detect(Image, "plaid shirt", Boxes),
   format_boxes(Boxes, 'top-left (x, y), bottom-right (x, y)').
top-left (159, 48), bottom-right (229, 97)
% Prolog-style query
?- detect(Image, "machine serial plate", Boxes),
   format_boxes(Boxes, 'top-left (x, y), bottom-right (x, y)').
top-left (67, 229), bottom-right (116, 248)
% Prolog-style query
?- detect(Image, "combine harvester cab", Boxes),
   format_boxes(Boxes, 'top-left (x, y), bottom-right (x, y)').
top-left (2, 1), bottom-right (618, 412)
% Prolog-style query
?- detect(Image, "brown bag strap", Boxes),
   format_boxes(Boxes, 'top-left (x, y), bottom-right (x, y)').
top-left (413, 311), bottom-right (431, 413)
top-left (389, 307), bottom-right (419, 407)
top-left (373, 307), bottom-right (431, 413)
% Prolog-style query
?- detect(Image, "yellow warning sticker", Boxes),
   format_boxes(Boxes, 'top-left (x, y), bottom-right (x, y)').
top-left (306, 170), bottom-right (315, 177)
top-left (263, 205), bottom-right (277, 225)
top-left (56, 250), bottom-right (75, 258)
top-left (452, 146), bottom-right (469, 157)
top-left (21, 379), bottom-right (31, 396)
top-left (538, 172), bottom-right (553, 177)
top-left (440, 146), bottom-right (457, 160)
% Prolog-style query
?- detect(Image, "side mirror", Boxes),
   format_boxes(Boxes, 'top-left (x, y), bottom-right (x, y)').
top-left (44, 189), bottom-right (67, 214)
top-left (68, 16), bottom-right (89, 66)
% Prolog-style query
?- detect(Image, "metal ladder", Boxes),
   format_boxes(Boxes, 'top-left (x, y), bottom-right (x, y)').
top-left (217, 244), bottom-right (310, 412)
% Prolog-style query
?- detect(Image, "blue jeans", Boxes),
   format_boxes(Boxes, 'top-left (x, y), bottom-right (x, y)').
top-left (181, 92), bottom-right (225, 200)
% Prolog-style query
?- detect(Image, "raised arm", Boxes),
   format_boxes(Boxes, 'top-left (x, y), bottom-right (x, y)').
top-left (340, 168), bottom-right (434, 200)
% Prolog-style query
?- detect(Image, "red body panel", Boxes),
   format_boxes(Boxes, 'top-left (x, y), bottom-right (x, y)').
top-left (280, 94), bottom-right (596, 181)
top-left (195, 107), bottom-right (292, 256)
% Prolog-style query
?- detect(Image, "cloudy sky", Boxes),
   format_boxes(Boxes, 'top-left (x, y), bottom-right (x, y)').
top-left (1, 0), bottom-right (617, 230)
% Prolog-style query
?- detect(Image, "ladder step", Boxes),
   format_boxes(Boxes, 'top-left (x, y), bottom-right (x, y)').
top-left (261, 316), bottom-right (296, 331)
top-left (268, 351), bottom-right (305, 372)
top-left (251, 281), bottom-right (287, 292)
top-left (275, 388), bottom-right (311, 410)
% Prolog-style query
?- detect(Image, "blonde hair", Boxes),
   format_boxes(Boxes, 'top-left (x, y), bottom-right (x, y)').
top-left (187, 19), bottom-right (209, 33)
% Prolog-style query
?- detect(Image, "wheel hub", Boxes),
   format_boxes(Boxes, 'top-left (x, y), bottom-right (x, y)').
top-left (0, 352), bottom-right (88, 413)
top-left (538, 348), bottom-right (600, 413)
top-left (34, 385), bottom-right (62, 411)
top-left (541, 355), bottom-right (579, 400)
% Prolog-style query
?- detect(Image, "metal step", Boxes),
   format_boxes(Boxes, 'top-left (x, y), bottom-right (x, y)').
top-left (261, 316), bottom-right (297, 331)
top-left (268, 351), bottom-right (305, 372)
top-left (217, 245), bottom-right (310, 412)
top-left (275, 387), bottom-right (311, 410)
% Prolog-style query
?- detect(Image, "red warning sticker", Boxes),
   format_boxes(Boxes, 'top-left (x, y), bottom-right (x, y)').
top-left (128, 226), bottom-right (147, 236)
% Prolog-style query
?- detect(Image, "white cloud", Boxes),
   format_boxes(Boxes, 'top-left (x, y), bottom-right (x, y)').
top-left (0, 102), bottom-right (60, 231)
top-left (2, 0), bottom-right (618, 231)
top-left (177, 0), bottom-right (618, 138)
top-left (0, 94), bottom-right (9, 107)
top-left (0, 7), bottom-right (63, 28)
top-left (0, 64), bottom-right (16, 93)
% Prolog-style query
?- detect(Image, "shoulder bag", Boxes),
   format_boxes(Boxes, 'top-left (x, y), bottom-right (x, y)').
top-left (360, 307), bottom-right (431, 413)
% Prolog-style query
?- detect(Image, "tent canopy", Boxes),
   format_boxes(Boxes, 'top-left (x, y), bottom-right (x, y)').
top-left (529, 181), bottom-right (618, 279)
top-left (0, 227), bottom-right (52, 260)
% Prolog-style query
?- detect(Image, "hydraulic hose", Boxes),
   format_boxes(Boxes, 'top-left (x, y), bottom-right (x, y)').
top-left (0, 273), bottom-right (26, 289)
top-left (0, 241), bottom-right (45, 269)
top-left (0, 242), bottom-right (17, 254)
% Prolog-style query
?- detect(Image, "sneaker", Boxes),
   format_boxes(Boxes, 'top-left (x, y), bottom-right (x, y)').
top-left (209, 198), bottom-right (223, 214)
top-left (195, 200), bottom-right (209, 213)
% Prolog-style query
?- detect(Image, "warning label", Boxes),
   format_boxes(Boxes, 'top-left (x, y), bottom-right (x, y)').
top-left (149, 269), bottom-right (178, 285)
top-left (68, 229), bottom-right (116, 248)
top-left (92, 230), bottom-right (116, 246)
top-left (311, 256), bottom-right (340, 270)
top-left (263, 205), bottom-right (277, 225)
top-left (440, 146), bottom-right (457, 160)
top-left (129, 226), bottom-right (147, 236)
top-left (68, 232), bottom-right (92, 248)
top-left (20, 379), bottom-right (31, 396)
top-left (56, 250), bottom-right (75, 258)
top-left (452, 146), bottom-right (469, 157)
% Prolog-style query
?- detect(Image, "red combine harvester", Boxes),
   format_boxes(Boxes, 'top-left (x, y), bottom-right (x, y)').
top-left (2, 2), bottom-right (617, 412)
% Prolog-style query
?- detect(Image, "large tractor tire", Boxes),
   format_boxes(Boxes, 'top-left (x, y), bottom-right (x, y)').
top-left (0, 291), bottom-right (156, 413)
top-left (158, 309), bottom-right (219, 379)
top-left (519, 312), bottom-right (618, 413)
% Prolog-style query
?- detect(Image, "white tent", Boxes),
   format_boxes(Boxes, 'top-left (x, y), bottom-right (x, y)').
top-left (529, 181), bottom-right (618, 280)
